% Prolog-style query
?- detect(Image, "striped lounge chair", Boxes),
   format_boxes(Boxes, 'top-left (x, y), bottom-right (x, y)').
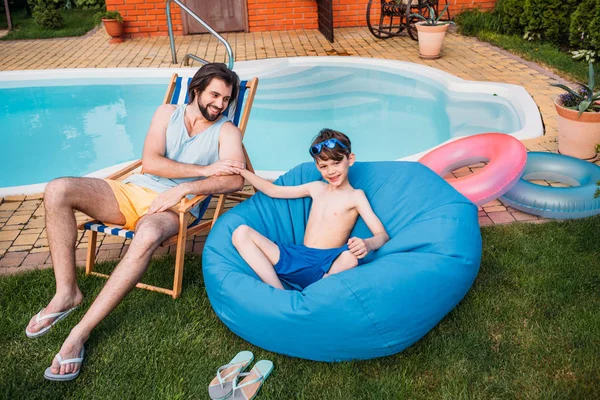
top-left (78, 74), bottom-right (259, 299)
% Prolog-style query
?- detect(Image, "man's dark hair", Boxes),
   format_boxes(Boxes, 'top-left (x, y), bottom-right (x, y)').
top-left (187, 63), bottom-right (240, 107)
top-left (310, 128), bottom-right (352, 162)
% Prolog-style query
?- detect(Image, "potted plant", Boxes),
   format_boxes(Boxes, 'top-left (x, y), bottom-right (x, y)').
top-left (409, 3), bottom-right (453, 59)
top-left (551, 62), bottom-right (600, 160)
top-left (93, 10), bottom-right (123, 42)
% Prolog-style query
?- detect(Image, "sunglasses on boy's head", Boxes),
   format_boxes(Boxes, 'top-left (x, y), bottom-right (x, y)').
top-left (309, 138), bottom-right (349, 156)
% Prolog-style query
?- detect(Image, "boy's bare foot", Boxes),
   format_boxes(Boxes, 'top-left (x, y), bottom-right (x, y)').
top-left (26, 290), bottom-right (83, 336)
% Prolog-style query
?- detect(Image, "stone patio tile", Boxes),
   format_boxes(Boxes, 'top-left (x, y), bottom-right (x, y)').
top-left (488, 211), bottom-right (517, 224)
top-left (31, 246), bottom-right (50, 253)
top-left (22, 252), bottom-right (50, 266)
top-left (26, 193), bottom-right (44, 200)
top-left (4, 195), bottom-right (26, 202)
top-left (483, 205), bottom-right (506, 213)
top-left (0, 211), bottom-right (14, 218)
top-left (97, 249), bottom-right (121, 261)
top-left (99, 243), bottom-right (124, 250)
top-left (482, 199), bottom-right (502, 207)
top-left (13, 234), bottom-right (40, 246)
top-left (5, 215), bottom-right (30, 225)
top-left (2, 225), bottom-right (22, 231)
top-left (9, 245), bottom-right (33, 252)
top-left (511, 211), bottom-right (540, 222)
top-left (34, 238), bottom-right (48, 248)
top-left (479, 216), bottom-right (493, 226)
top-left (75, 248), bottom-right (88, 263)
top-left (24, 218), bottom-right (46, 229)
top-left (0, 252), bottom-right (27, 267)
top-left (0, 230), bottom-right (19, 241)
top-left (102, 236), bottom-right (127, 244)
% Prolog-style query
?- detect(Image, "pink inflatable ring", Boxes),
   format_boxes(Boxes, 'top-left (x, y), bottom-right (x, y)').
top-left (418, 133), bottom-right (527, 206)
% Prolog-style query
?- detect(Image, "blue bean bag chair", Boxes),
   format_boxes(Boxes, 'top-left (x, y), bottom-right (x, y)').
top-left (203, 161), bottom-right (482, 361)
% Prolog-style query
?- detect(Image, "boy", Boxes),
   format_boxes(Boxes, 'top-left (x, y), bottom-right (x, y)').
top-left (231, 128), bottom-right (389, 290)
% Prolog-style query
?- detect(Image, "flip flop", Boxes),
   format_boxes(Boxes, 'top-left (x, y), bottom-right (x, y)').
top-left (208, 351), bottom-right (254, 400)
top-left (44, 347), bottom-right (85, 382)
top-left (25, 306), bottom-right (79, 338)
top-left (231, 360), bottom-right (274, 400)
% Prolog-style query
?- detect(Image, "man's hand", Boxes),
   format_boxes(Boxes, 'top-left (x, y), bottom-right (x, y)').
top-left (348, 237), bottom-right (370, 259)
top-left (147, 185), bottom-right (188, 214)
top-left (207, 159), bottom-right (245, 177)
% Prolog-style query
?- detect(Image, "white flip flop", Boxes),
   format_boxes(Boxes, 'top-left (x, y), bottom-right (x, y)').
top-left (25, 306), bottom-right (78, 338)
top-left (44, 347), bottom-right (85, 381)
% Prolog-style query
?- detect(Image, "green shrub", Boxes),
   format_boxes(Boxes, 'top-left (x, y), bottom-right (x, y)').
top-left (455, 10), bottom-right (500, 36)
top-left (92, 9), bottom-right (122, 25)
top-left (570, 0), bottom-right (598, 50)
top-left (589, 2), bottom-right (600, 52)
top-left (521, 0), bottom-right (579, 46)
top-left (74, 0), bottom-right (104, 10)
top-left (495, 0), bottom-right (524, 35)
top-left (30, 0), bottom-right (64, 29)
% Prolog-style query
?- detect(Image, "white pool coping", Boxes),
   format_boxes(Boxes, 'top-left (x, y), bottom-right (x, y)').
top-left (0, 57), bottom-right (544, 196)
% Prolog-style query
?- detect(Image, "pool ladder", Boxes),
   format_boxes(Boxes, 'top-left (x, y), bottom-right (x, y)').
top-left (166, 0), bottom-right (234, 70)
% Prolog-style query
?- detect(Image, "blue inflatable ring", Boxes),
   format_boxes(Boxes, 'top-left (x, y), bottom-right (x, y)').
top-left (500, 152), bottom-right (600, 219)
top-left (203, 162), bottom-right (482, 361)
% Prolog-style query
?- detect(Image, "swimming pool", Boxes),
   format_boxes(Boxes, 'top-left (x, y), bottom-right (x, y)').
top-left (0, 58), bottom-right (543, 195)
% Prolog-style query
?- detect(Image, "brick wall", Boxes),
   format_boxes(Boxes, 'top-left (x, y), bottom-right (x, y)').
top-left (111, 0), bottom-right (496, 38)
top-left (249, 0), bottom-right (497, 32)
top-left (107, 0), bottom-right (183, 38)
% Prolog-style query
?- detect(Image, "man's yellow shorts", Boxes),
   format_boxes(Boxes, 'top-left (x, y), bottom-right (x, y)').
top-left (104, 179), bottom-right (195, 230)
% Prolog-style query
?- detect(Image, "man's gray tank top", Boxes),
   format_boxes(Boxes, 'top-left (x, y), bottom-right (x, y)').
top-left (124, 104), bottom-right (228, 217)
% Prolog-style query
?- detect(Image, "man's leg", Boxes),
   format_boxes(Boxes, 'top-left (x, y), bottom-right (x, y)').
top-left (27, 178), bottom-right (126, 335)
top-left (49, 211), bottom-right (180, 376)
top-left (231, 225), bottom-right (283, 289)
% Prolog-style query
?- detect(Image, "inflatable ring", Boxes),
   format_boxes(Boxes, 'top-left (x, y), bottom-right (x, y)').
top-left (203, 161), bottom-right (482, 361)
top-left (418, 133), bottom-right (527, 206)
top-left (500, 152), bottom-right (600, 219)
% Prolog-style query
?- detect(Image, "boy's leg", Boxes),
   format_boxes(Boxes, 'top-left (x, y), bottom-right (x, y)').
top-left (231, 225), bottom-right (284, 289)
top-left (324, 250), bottom-right (359, 277)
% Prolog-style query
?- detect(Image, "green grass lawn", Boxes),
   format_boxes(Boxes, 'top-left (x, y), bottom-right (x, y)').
top-left (454, 11), bottom-right (600, 86)
top-left (0, 9), bottom-right (97, 41)
top-left (1, 217), bottom-right (599, 399)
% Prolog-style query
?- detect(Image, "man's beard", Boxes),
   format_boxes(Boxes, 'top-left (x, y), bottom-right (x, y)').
top-left (198, 99), bottom-right (222, 122)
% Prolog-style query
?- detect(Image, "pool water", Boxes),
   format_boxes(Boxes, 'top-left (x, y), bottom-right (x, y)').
top-left (244, 66), bottom-right (520, 170)
top-left (1, 66), bottom-right (521, 188)
top-left (1, 83), bottom-right (165, 188)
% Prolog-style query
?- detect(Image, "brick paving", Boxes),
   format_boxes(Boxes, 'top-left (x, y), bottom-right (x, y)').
top-left (0, 26), bottom-right (598, 273)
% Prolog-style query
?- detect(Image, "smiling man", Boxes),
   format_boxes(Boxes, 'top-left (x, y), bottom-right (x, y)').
top-left (25, 63), bottom-right (246, 381)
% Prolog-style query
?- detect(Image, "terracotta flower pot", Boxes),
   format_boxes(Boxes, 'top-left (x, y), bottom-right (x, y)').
top-left (415, 22), bottom-right (450, 59)
top-left (555, 99), bottom-right (600, 160)
top-left (102, 18), bottom-right (123, 38)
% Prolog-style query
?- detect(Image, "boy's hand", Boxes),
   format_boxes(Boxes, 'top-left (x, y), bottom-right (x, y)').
top-left (208, 159), bottom-right (245, 177)
top-left (348, 237), bottom-right (369, 259)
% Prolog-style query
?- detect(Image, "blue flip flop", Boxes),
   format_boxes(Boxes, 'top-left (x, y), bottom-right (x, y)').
top-left (26, 306), bottom-right (78, 338)
top-left (44, 347), bottom-right (85, 381)
top-left (208, 351), bottom-right (254, 400)
top-left (231, 360), bottom-right (274, 400)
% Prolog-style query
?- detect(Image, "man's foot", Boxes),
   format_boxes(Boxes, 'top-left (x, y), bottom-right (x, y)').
top-left (26, 291), bottom-right (83, 337)
top-left (47, 328), bottom-right (88, 378)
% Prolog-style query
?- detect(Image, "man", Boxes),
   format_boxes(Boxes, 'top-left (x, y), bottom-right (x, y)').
top-left (25, 63), bottom-right (245, 380)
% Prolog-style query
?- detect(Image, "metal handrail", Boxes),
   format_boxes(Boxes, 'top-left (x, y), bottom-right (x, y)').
top-left (166, 0), bottom-right (234, 69)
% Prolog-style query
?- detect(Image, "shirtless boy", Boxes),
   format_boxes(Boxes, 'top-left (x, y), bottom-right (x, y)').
top-left (231, 128), bottom-right (389, 290)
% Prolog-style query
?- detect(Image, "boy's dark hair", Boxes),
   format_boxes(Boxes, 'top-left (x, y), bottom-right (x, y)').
top-left (187, 63), bottom-right (240, 107)
top-left (310, 128), bottom-right (352, 162)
